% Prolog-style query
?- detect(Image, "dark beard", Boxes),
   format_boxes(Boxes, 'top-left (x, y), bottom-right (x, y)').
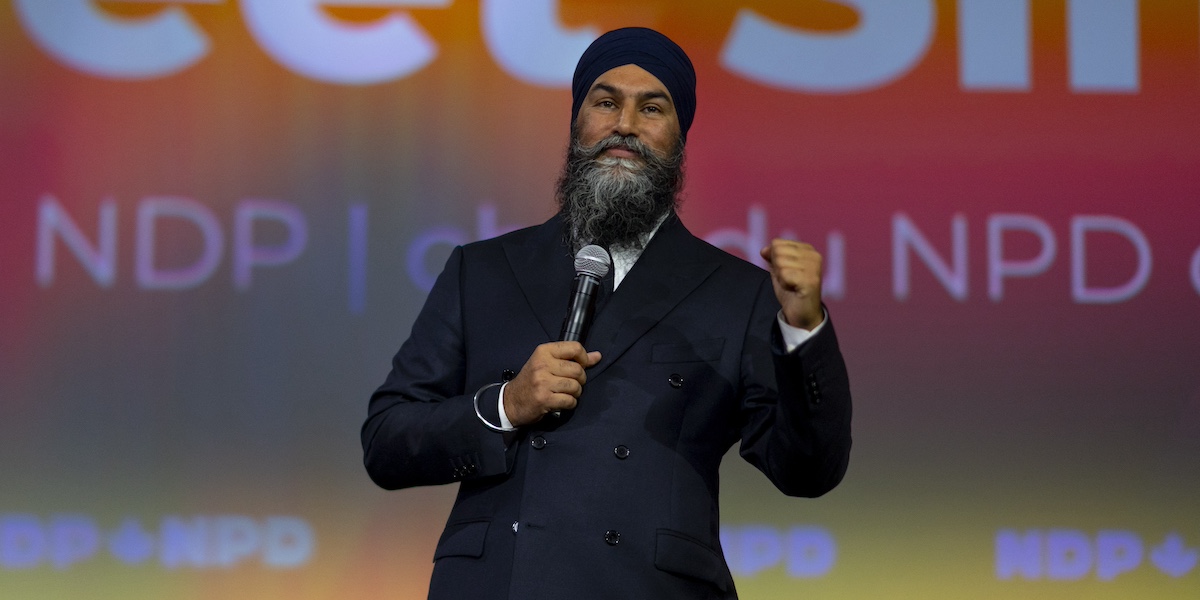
top-left (555, 132), bottom-right (685, 255)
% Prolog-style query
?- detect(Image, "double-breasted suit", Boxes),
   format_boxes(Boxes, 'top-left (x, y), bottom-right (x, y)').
top-left (362, 212), bottom-right (852, 599)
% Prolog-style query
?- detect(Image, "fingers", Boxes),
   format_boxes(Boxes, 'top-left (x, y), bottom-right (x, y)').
top-left (762, 239), bottom-right (821, 282)
top-left (761, 238), bottom-right (825, 330)
top-left (503, 342), bottom-right (602, 427)
top-left (535, 358), bottom-right (586, 392)
top-left (544, 341), bottom-right (602, 367)
top-left (760, 238), bottom-right (817, 262)
top-left (539, 342), bottom-right (601, 383)
top-left (761, 240), bottom-right (821, 279)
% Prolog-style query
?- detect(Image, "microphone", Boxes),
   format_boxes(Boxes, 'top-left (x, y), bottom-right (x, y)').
top-left (559, 245), bottom-right (611, 343)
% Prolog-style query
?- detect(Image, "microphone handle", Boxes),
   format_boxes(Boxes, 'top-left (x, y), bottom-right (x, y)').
top-left (559, 273), bottom-right (602, 342)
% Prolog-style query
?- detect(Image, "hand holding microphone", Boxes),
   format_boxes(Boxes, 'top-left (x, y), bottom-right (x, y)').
top-left (502, 245), bottom-right (610, 427)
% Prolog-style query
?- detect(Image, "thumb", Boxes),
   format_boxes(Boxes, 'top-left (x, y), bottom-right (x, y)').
top-left (585, 351), bottom-right (602, 366)
top-left (759, 245), bottom-right (772, 263)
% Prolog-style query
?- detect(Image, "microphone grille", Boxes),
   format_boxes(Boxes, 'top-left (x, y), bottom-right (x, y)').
top-left (574, 245), bottom-right (611, 279)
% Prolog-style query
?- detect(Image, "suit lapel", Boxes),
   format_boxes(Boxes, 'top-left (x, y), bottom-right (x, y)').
top-left (504, 215), bottom-right (575, 341)
top-left (586, 215), bottom-right (718, 379)
top-left (503, 213), bottom-right (719, 376)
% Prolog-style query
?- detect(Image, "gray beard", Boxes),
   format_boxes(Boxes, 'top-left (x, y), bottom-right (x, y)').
top-left (556, 132), bottom-right (684, 255)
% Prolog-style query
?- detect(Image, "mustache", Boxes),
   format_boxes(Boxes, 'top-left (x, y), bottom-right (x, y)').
top-left (576, 134), bottom-right (658, 162)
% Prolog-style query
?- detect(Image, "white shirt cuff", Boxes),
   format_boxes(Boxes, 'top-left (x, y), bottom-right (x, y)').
top-left (496, 382), bottom-right (517, 430)
top-left (776, 309), bottom-right (828, 353)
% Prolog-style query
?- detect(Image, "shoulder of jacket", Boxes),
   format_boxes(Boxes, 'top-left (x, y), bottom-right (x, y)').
top-left (684, 234), bottom-right (771, 283)
top-left (458, 218), bottom-right (556, 258)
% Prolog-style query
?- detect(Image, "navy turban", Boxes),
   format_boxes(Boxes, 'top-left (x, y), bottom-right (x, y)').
top-left (571, 27), bottom-right (697, 140)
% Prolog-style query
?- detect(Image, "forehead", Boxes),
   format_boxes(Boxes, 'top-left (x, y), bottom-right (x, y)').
top-left (588, 64), bottom-right (673, 103)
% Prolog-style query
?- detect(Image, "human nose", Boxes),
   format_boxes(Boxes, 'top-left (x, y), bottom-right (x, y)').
top-left (613, 104), bottom-right (638, 137)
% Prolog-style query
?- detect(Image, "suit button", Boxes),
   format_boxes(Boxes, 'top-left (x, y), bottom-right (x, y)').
top-left (613, 445), bottom-right (630, 460)
top-left (668, 373), bottom-right (683, 388)
top-left (531, 436), bottom-right (547, 449)
top-left (604, 530), bottom-right (621, 545)
top-left (502, 369), bottom-right (517, 382)
top-left (464, 464), bottom-right (477, 474)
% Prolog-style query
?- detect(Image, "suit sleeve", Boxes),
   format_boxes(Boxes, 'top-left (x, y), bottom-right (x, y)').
top-left (361, 246), bottom-right (516, 490)
top-left (737, 277), bottom-right (853, 498)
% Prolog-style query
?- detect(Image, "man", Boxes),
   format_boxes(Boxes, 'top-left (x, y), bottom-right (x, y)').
top-left (362, 27), bottom-right (852, 599)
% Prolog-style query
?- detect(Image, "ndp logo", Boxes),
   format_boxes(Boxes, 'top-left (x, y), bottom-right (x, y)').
top-left (15, 0), bottom-right (1141, 92)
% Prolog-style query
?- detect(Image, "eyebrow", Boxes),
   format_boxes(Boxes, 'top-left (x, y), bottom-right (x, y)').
top-left (591, 82), bottom-right (673, 105)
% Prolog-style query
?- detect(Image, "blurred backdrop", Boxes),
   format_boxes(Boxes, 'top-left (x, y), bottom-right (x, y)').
top-left (1, 1), bottom-right (1198, 598)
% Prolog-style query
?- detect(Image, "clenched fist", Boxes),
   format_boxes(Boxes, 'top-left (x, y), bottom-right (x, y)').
top-left (760, 239), bottom-right (824, 331)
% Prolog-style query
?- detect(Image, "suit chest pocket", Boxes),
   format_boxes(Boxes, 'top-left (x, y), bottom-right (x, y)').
top-left (651, 338), bottom-right (725, 363)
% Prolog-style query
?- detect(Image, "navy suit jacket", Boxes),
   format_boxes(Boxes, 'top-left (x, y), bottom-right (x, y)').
top-left (362, 213), bottom-right (852, 599)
